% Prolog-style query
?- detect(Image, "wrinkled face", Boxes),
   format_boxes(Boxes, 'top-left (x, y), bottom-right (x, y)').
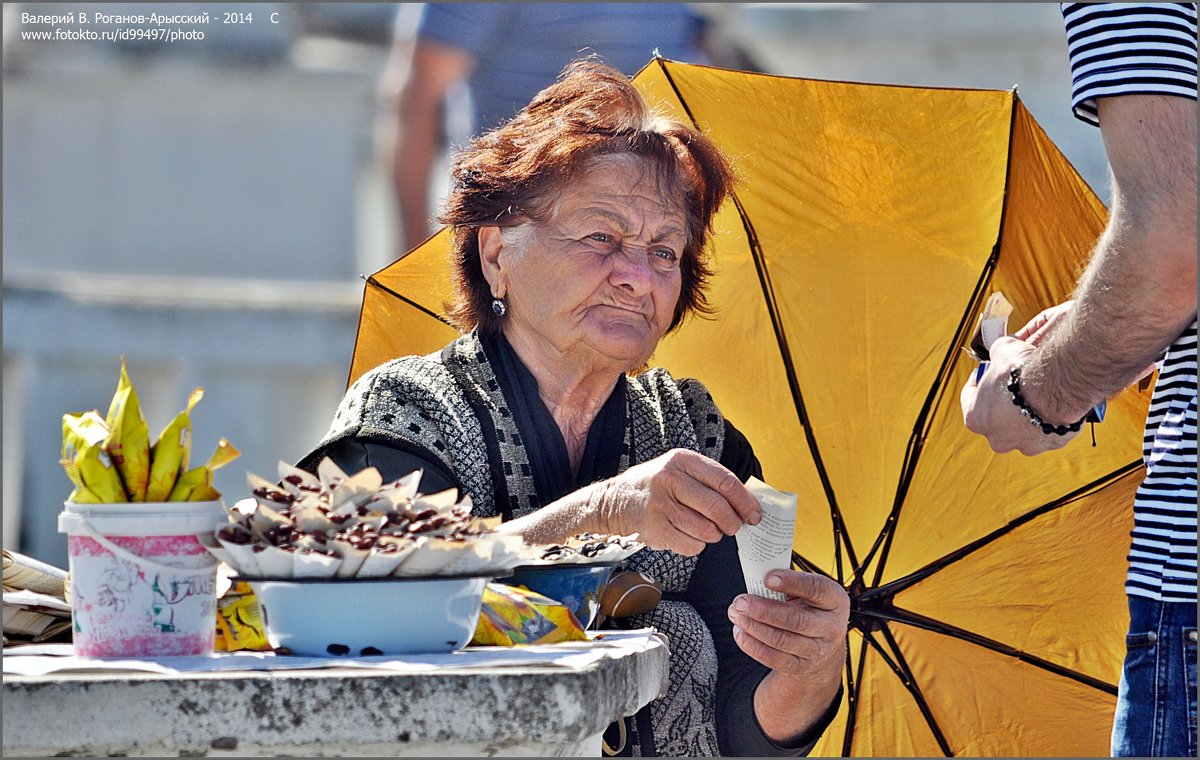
top-left (492, 158), bottom-right (687, 371)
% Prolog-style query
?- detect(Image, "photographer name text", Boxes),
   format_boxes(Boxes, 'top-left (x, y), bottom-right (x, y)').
top-left (18, 10), bottom-right (281, 44)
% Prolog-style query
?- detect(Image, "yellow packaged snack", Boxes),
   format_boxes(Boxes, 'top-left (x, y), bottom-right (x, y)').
top-left (214, 582), bottom-right (270, 652)
top-left (470, 582), bottom-right (588, 647)
top-left (103, 357), bottom-right (151, 501)
top-left (145, 387), bottom-right (203, 502)
top-left (61, 411), bottom-right (128, 503)
top-left (168, 438), bottom-right (240, 502)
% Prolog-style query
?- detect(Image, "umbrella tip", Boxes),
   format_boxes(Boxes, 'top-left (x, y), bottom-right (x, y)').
top-left (652, 48), bottom-right (663, 60)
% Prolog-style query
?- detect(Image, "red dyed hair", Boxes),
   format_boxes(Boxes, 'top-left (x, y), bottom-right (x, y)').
top-left (438, 58), bottom-right (736, 335)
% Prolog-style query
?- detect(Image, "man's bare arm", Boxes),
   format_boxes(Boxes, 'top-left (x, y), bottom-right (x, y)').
top-left (1021, 94), bottom-right (1198, 424)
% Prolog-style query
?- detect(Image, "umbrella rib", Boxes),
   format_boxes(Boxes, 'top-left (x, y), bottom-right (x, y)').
top-left (859, 605), bottom-right (1119, 695)
top-left (364, 277), bottom-right (457, 328)
top-left (861, 625), bottom-right (955, 756)
top-left (792, 550), bottom-right (835, 580)
top-left (654, 57), bottom-right (859, 583)
top-left (862, 90), bottom-right (1021, 590)
top-left (860, 460), bottom-right (1143, 602)
top-left (842, 631), bottom-right (868, 757)
top-left (856, 247), bottom-right (999, 589)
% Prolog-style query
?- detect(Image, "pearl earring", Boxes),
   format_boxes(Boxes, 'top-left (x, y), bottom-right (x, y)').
top-left (491, 298), bottom-right (507, 317)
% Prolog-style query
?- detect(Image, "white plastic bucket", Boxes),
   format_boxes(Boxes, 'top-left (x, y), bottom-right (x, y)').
top-left (57, 500), bottom-right (226, 657)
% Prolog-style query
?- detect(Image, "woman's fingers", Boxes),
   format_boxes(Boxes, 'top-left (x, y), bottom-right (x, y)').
top-left (666, 470), bottom-right (743, 537)
top-left (732, 596), bottom-right (822, 639)
top-left (657, 495), bottom-right (725, 545)
top-left (667, 449), bottom-right (762, 528)
top-left (732, 622), bottom-right (795, 671)
top-left (598, 449), bottom-right (764, 555)
top-left (768, 571), bottom-right (850, 612)
top-left (727, 571), bottom-right (850, 671)
top-left (728, 576), bottom-right (848, 637)
top-left (599, 476), bottom-right (711, 555)
top-left (731, 612), bottom-right (840, 674)
top-left (641, 524), bottom-right (706, 557)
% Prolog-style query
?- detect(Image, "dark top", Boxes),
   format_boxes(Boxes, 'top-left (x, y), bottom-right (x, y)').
top-left (304, 332), bottom-right (840, 755)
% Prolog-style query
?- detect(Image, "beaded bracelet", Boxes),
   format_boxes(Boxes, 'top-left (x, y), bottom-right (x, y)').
top-left (1006, 367), bottom-right (1087, 436)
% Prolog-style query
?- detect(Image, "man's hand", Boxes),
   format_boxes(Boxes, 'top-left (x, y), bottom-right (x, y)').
top-left (961, 336), bottom-right (1081, 455)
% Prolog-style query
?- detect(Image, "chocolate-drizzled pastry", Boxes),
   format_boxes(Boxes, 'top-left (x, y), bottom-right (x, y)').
top-left (212, 457), bottom-right (529, 579)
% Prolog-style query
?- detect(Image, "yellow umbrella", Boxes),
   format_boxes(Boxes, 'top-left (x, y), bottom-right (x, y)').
top-left (349, 59), bottom-right (1149, 756)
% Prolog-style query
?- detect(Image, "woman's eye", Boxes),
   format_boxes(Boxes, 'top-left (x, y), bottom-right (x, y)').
top-left (651, 248), bottom-right (678, 262)
top-left (588, 233), bottom-right (613, 244)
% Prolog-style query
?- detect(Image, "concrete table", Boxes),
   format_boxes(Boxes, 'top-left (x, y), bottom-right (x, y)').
top-left (2, 632), bottom-right (669, 757)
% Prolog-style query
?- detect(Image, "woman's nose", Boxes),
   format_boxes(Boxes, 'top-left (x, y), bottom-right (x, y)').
top-left (609, 245), bottom-right (655, 294)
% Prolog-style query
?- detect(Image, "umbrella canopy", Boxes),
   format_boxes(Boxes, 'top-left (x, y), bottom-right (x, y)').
top-left (349, 59), bottom-right (1148, 756)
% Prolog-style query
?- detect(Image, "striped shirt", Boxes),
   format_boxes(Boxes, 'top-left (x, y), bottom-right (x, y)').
top-left (1062, 2), bottom-right (1198, 124)
top-left (1061, 3), bottom-right (1198, 603)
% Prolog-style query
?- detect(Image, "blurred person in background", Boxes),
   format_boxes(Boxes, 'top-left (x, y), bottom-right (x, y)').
top-left (380, 3), bottom-right (750, 255)
top-left (961, 4), bottom-right (1196, 756)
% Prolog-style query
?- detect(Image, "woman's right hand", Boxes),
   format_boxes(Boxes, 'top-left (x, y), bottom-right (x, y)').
top-left (589, 449), bottom-right (762, 556)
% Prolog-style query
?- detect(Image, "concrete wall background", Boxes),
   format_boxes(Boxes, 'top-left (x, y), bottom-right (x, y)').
top-left (3, 3), bottom-right (1111, 567)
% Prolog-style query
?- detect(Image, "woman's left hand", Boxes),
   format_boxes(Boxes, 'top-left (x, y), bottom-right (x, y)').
top-left (727, 570), bottom-right (849, 683)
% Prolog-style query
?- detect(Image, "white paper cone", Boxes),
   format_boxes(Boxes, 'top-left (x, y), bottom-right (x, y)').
top-left (378, 470), bottom-right (422, 505)
top-left (315, 456), bottom-right (351, 488)
top-left (357, 513), bottom-right (389, 533)
top-left (197, 532), bottom-right (235, 567)
top-left (248, 503), bottom-right (293, 541)
top-left (216, 535), bottom-right (265, 577)
top-left (290, 534), bottom-right (327, 552)
top-left (488, 534), bottom-right (529, 571)
top-left (246, 473), bottom-right (294, 510)
top-left (229, 496), bottom-right (260, 517)
top-left (411, 488), bottom-right (461, 513)
top-left (329, 539), bottom-right (370, 578)
top-left (358, 498), bottom-right (398, 519)
top-left (329, 466), bottom-right (384, 510)
top-left (252, 544), bottom-right (295, 577)
top-left (358, 539), bottom-right (419, 577)
top-left (394, 538), bottom-right (483, 576)
top-left (292, 550), bottom-right (341, 579)
top-left (293, 504), bottom-right (333, 535)
top-left (277, 460), bottom-right (321, 497)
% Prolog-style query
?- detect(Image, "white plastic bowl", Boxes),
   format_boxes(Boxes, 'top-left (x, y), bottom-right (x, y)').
top-left (248, 575), bottom-right (490, 656)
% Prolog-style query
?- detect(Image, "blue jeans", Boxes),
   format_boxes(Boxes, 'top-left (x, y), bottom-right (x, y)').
top-left (1111, 597), bottom-right (1198, 757)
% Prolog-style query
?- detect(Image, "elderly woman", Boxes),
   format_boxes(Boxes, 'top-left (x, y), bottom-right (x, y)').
top-left (301, 60), bottom-right (847, 757)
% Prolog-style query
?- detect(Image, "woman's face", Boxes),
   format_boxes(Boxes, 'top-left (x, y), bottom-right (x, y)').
top-left (488, 158), bottom-right (687, 372)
